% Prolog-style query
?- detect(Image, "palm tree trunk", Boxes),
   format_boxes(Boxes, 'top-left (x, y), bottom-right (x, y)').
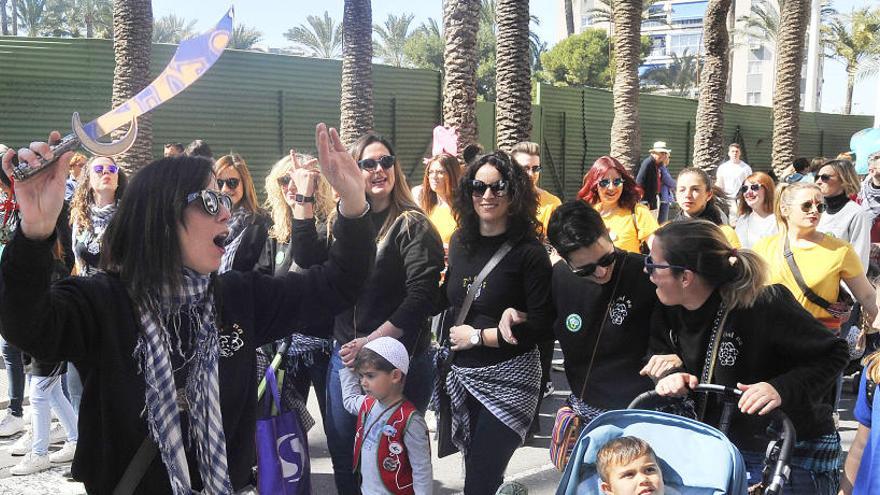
top-left (771, 0), bottom-right (809, 177)
top-left (845, 67), bottom-right (855, 115)
top-left (10, 0), bottom-right (17, 36)
top-left (442, 0), bottom-right (481, 150)
top-left (693, 0), bottom-right (732, 172)
top-left (495, 0), bottom-right (532, 151)
top-left (111, 0), bottom-right (153, 173)
top-left (564, 0), bottom-right (575, 37)
top-left (340, 0), bottom-right (374, 146)
top-left (610, 0), bottom-right (642, 169)
top-left (1, 0), bottom-right (8, 35)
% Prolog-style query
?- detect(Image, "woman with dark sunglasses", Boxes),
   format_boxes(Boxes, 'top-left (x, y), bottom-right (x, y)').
top-left (577, 156), bottom-right (659, 254)
top-left (436, 151), bottom-right (553, 494)
top-left (733, 172), bottom-right (777, 249)
top-left (649, 220), bottom-right (850, 494)
top-left (213, 154), bottom-right (272, 273)
top-left (288, 132), bottom-right (443, 495)
top-left (815, 159), bottom-right (872, 271)
top-left (0, 125), bottom-right (373, 494)
top-left (69, 156), bottom-right (127, 277)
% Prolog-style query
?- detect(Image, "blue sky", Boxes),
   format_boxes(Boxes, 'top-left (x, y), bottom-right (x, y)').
top-left (156, 0), bottom-right (877, 116)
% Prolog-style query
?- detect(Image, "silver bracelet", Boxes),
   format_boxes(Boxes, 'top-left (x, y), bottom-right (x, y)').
top-left (337, 199), bottom-right (370, 219)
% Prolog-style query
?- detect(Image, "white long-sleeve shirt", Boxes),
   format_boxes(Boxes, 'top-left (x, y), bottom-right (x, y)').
top-left (340, 368), bottom-right (433, 495)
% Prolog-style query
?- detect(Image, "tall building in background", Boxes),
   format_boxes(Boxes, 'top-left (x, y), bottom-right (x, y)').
top-left (556, 0), bottom-right (823, 110)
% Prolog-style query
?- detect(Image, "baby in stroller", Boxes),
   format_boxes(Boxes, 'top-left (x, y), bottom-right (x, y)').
top-left (597, 436), bottom-right (665, 495)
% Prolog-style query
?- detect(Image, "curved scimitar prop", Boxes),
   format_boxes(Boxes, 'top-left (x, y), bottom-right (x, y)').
top-left (71, 112), bottom-right (138, 157)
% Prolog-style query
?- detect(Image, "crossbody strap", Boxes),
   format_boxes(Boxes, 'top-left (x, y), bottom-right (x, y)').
top-left (783, 235), bottom-right (832, 310)
top-left (112, 436), bottom-right (159, 495)
top-left (631, 209), bottom-right (640, 242)
top-left (576, 254), bottom-right (627, 401)
top-left (454, 241), bottom-right (515, 327)
top-left (697, 303), bottom-right (730, 420)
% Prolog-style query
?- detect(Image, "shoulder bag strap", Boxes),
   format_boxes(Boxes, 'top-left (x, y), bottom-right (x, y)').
top-left (631, 209), bottom-right (641, 242)
top-left (576, 255), bottom-right (627, 401)
top-left (697, 305), bottom-right (731, 420)
top-left (112, 437), bottom-right (158, 495)
top-left (783, 235), bottom-right (832, 310)
top-left (454, 241), bottom-right (515, 327)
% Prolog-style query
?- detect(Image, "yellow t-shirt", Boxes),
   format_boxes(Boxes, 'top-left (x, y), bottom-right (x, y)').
top-left (753, 233), bottom-right (864, 320)
top-left (537, 189), bottom-right (562, 234)
top-left (428, 203), bottom-right (457, 245)
top-left (596, 203), bottom-right (660, 253)
top-left (720, 225), bottom-right (742, 249)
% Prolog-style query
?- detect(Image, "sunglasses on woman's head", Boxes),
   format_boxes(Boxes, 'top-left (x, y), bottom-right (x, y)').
top-left (566, 250), bottom-right (617, 277)
top-left (216, 178), bottom-right (240, 190)
top-left (470, 179), bottom-right (508, 197)
top-left (185, 190), bottom-right (233, 216)
top-left (358, 155), bottom-right (395, 171)
top-left (92, 164), bottom-right (118, 174)
top-left (598, 178), bottom-right (624, 189)
top-left (644, 256), bottom-right (688, 275)
top-left (740, 184), bottom-right (761, 193)
top-left (799, 201), bottom-right (827, 214)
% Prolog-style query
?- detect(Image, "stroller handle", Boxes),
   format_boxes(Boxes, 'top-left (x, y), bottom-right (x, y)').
top-left (629, 384), bottom-right (795, 495)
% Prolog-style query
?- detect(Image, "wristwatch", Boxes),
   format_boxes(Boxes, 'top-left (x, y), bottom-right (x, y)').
top-left (469, 328), bottom-right (483, 346)
top-left (294, 194), bottom-right (315, 204)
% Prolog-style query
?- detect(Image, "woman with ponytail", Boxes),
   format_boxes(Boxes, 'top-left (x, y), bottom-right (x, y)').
top-left (650, 220), bottom-right (849, 493)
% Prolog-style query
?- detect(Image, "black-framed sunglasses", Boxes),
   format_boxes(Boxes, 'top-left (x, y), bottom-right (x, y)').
top-left (92, 163), bottom-right (118, 174)
top-left (740, 184), bottom-right (762, 194)
top-left (644, 255), bottom-right (688, 274)
top-left (799, 201), bottom-right (827, 214)
top-left (598, 178), bottom-right (624, 189)
top-left (522, 165), bottom-right (542, 174)
top-left (815, 174), bottom-right (835, 182)
top-left (276, 175), bottom-right (293, 187)
top-left (217, 178), bottom-right (240, 190)
top-left (566, 249), bottom-right (617, 277)
top-left (358, 155), bottom-right (395, 171)
top-left (470, 179), bottom-right (508, 197)
top-left (185, 190), bottom-right (233, 216)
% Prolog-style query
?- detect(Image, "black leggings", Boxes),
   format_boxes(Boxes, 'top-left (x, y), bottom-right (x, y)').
top-left (463, 394), bottom-right (523, 494)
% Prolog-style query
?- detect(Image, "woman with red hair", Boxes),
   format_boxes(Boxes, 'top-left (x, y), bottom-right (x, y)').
top-left (578, 156), bottom-right (659, 253)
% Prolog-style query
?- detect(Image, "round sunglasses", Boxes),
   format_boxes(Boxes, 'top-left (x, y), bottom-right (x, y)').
top-left (740, 184), bottom-right (762, 194)
top-left (358, 155), bottom-right (395, 171)
top-left (92, 164), bottom-right (118, 174)
top-left (216, 178), bottom-right (240, 190)
top-left (185, 190), bottom-right (233, 216)
top-left (799, 201), bottom-right (827, 214)
top-left (470, 179), bottom-right (508, 197)
top-left (598, 178), bottom-right (624, 189)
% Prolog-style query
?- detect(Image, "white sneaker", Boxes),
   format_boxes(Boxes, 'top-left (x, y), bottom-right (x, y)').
top-left (10, 431), bottom-right (32, 456)
top-left (0, 412), bottom-right (26, 437)
top-left (10, 452), bottom-right (51, 475)
top-left (50, 441), bottom-right (76, 463)
top-left (49, 424), bottom-right (66, 444)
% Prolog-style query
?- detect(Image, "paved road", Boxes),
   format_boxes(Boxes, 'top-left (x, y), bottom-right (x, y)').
top-left (0, 346), bottom-right (861, 494)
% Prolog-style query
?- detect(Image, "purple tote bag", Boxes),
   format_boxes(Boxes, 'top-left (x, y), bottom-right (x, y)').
top-left (256, 365), bottom-right (311, 495)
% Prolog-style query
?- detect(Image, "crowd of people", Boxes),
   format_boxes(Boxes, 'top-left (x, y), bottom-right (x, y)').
top-left (0, 123), bottom-right (879, 495)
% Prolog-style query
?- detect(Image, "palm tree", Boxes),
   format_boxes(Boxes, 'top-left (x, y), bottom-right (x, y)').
top-left (736, 0), bottom-right (835, 44)
top-left (77, 0), bottom-right (112, 38)
top-left (494, 0), bottom-right (532, 150)
top-left (373, 13), bottom-right (415, 67)
top-left (584, 0), bottom-right (665, 28)
top-left (11, 0), bottom-right (18, 35)
top-left (824, 8), bottom-right (880, 115)
top-left (1, 0), bottom-right (9, 35)
top-left (641, 50), bottom-right (699, 96)
top-left (18, 0), bottom-right (47, 36)
top-left (610, 0), bottom-right (643, 168)
top-left (693, 0), bottom-right (732, 172)
top-left (284, 10), bottom-right (342, 58)
top-left (111, 0), bottom-right (153, 172)
top-left (563, 0), bottom-right (574, 37)
top-left (443, 0), bottom-right (481, 150)
top-left (230, 23), bottom-right (263, 50)
top-left (340, 0), bottom-right (374, 146)
top-left (771, 0), bottom-right (809, 177)
top-left (152, 13), bottom-right (196, 43)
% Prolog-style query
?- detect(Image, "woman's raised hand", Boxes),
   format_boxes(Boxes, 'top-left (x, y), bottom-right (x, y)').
top-left (289, 149), bottom-right (320, 198)
top-left (315, 124), bottom-right (366, 218)
top-left (0, 132), bottom-right (69, 240)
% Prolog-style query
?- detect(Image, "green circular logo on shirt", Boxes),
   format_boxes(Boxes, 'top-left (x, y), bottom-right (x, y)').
top-left (275, 251), bottom-right (285, 265)
top-left (565, 314), bottom-right (582, 332)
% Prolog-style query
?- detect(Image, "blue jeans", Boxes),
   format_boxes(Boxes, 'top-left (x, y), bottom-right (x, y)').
top-left (742, 451), bottom-right (839, 495)
top-left (324, 343), bottom-right (434, 495)
top-left (65, 363), bottom-right (83, 413)
top-left (30, 374), bottom-right (78, 456)
top-left (0, 337), bottom-right (24, 417)
top-left (658, 202), bottom-right (670, 223)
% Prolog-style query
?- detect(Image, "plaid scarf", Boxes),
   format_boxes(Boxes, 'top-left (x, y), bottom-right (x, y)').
top-left (219, 208), bottom-right (251, 274)
top-left (132, 269), bottom-right (233, 494)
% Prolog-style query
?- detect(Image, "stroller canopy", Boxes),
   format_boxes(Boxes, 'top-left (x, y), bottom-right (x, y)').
top-left (557, 409), bottom-right (748, 495)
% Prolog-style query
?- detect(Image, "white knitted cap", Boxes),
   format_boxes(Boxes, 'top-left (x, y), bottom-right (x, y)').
top-left (363, 337), bottom-right (409, 375)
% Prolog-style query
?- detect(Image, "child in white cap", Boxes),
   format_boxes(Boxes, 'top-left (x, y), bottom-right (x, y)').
top-left (341, 336), bottom-right (432, 494)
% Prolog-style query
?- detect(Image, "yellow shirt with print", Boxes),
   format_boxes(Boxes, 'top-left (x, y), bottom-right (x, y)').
top-left (597, 203), bottom-right (660, 253)
top-left (428, 203), bottom-right (457, 245)
top-left (753, 232), bottom-right (863, 320)
top-left (537, 189), bottom-right (562, 234)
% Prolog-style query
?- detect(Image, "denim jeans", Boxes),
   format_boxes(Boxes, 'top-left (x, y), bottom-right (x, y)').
top-left (65, 363), bottom-right (83, 413)
top-left (324, 344), bottom-right (434, 495)
top-left (0, 337), bottom-right (25, 417)
top-left (742, 451), bottom-right (840, 495)
top-left (30, 374), bottom-right (78, 456)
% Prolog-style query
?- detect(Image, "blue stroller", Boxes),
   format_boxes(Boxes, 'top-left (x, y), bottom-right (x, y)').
top-left (556, 385), bottom-right (795, 495)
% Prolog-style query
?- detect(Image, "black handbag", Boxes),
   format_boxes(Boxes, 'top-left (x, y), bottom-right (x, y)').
top-left (435, 241), bottom-right (514, 458)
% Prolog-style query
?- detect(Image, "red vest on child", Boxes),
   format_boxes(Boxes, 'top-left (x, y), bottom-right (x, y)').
top-left (353, 397), bottom-right (418, 495)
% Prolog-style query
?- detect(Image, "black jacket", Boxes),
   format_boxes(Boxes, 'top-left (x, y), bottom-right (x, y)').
top-left (635, 156), bottom-right (660, 209)
top-left (0, 213), bottom-right (374, 494)
top-left (228, 211), bottom-right (272, 272)
top-left (651, 286), bottom-right (849, 451)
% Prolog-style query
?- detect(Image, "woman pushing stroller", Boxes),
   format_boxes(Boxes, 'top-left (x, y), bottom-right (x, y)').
top-left (649, 220), bottom-right (849, 494)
